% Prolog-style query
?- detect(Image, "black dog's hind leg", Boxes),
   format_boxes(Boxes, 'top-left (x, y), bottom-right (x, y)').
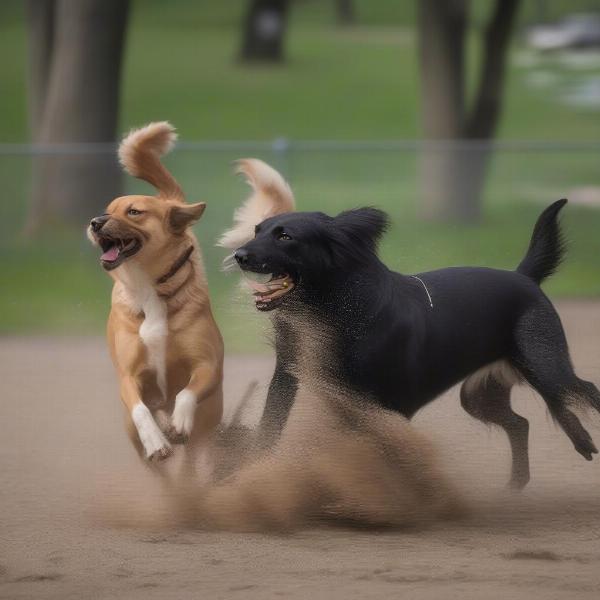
top-left (460, 372), bottom-right (530, 489)
top-left (512, 301), bottom-right (600, 461)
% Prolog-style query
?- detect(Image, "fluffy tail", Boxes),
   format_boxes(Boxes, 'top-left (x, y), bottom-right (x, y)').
top-left (217, 159), bottom-right (295, 249)
top-left (118, 121), bottom-right (184, 201)
top-left (516, 199), bottom-right (567, 284)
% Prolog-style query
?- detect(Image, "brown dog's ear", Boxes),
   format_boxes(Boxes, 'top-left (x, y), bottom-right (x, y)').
top-left (168, 202), bottom-right (206, 232)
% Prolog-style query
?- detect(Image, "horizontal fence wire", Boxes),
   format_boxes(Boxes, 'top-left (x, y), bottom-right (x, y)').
top-left (0, 140), bottom-right (599, 155)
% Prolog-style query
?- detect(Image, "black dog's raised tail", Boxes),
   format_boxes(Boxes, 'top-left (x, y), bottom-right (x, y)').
top-left (517, 199), bottom-right (567, 284)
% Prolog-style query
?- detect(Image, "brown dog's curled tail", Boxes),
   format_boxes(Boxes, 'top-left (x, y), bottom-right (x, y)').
top-left (118, 122), bottom-right (184, 201)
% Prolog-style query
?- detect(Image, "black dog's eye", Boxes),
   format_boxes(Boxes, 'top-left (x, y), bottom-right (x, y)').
top-left (127, 208), bottom-right (142, 216)
top-left (277, 231), bottom-right (292, 241)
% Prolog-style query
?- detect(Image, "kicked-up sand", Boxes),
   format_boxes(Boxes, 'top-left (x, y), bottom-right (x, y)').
top-left (1, 301), bottom-right (600, 599)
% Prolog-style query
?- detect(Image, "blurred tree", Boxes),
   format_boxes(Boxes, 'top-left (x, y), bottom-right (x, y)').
top-left (240, 0), bottom-right (289, 62)
top-left (335, 0), bottom-right (355, 25)
top-left (418, 0), bottom-right (521, 222)
top-left (25, 0), bottom-right (129, 234)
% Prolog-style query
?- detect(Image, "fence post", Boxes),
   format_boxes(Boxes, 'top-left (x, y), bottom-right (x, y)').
top-left (272, 137), bottom-right (291, 181)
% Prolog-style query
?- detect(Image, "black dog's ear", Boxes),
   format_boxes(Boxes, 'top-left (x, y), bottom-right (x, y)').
top-left (328, 207), bottom-right (390, 266)
top-left (334, 207), bottom-right (389, 249)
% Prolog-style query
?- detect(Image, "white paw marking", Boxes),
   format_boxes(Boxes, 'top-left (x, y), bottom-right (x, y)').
top-left (171, 389), bottom-right (197, 437)
top-left (132, 402), bottom-right (172, 460)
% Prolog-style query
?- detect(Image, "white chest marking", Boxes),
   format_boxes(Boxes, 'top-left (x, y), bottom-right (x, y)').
top-left (118, 265), bottom-right (168, 398)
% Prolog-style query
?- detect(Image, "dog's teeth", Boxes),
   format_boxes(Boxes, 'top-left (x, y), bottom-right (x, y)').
top-left (244, 272), bottom-right (273, 285)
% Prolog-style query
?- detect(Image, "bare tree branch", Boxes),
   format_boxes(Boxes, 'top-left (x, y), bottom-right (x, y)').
top-left (465, 0), bottom-right (521, 139)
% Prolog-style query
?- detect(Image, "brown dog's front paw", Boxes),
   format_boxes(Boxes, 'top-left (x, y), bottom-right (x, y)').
top-left (148, 443), bottom-right (174, 462)
top-left (164, 425), bottom-right (189, 445)
top-left (133, 404), bottom-right (174, 461)
top-left (169, 390), bottom-right (196, 443)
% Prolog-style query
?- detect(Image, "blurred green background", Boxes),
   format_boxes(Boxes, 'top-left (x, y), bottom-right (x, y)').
top-left (1, 0), bottom-right (599, 352)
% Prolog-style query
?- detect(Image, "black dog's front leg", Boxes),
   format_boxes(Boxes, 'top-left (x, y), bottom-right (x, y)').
top-left (258, 318), bottom-right (299, 446)
top-left (259, 362), bottom-right (298, 445)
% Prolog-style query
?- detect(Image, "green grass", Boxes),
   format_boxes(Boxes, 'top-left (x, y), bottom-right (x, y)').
top-left (0, 0), bottom-right (599, 351)
top-left (1, 147), bottom-right (599, 351)
top-left (2, 0), bottom-right (600, 141)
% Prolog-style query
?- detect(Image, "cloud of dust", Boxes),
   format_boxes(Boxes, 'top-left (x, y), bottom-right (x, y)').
top-left (94, 380), bottom-right (464, 533)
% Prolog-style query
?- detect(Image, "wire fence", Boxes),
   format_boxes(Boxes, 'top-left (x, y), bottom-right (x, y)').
top-left (1, 139), bottom-right (599, 341)
top-left (1, 139), bottom-right (600, 154)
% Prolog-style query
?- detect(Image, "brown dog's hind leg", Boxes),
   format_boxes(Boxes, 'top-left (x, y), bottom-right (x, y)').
top-left (460, 372), bottom-right (530, 489)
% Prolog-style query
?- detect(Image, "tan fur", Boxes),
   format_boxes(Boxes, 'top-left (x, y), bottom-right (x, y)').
top-left (217, 159), bottom-right (295, 249)
top-left (89, 122), bottom-right (223, 464)
top-left (463, 360), bottom-right (522, 395)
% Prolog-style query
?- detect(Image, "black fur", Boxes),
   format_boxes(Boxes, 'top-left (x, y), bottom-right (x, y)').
top-left (235, 199), bottom-right (600, 487)
top-left (517, 198), bottom-right (567, 283)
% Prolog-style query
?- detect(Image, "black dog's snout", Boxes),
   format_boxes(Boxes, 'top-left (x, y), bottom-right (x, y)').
top-left (235, 248), bottom-right (250, 266)
top-left (90, 215), bottom-right (109, 232)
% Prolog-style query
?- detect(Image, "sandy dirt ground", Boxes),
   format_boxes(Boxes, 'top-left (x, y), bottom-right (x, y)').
top-left (1, 300), bottom-right (600, 600)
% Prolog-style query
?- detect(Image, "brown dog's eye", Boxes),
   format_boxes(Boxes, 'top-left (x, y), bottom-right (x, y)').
top-left (277, 231), bottom-right (292, 241)
top-left (127, 208), bottom-right (142, 216)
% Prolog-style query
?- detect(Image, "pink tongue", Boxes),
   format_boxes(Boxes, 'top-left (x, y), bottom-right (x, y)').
top-left (101, 245), bottom-right (119, 262)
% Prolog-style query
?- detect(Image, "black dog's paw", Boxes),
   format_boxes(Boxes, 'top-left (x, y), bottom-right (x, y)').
top-left (574, 436), bottom-right (598, 461)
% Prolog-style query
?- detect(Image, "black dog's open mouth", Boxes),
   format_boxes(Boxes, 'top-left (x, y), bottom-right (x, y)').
top-left (97, 235), bottom-right (142, 271)
top-left (242, 272), bottom-right (295, 311)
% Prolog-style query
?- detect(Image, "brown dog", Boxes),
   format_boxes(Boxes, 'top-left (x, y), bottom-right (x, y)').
top-left (87, 122), bottom-right (223, 463)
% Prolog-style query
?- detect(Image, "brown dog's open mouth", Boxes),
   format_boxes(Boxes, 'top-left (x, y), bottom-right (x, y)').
top-left (243, 272), bottom-right (295, 311)
top-left (98, 236), bottom-right (142, 270)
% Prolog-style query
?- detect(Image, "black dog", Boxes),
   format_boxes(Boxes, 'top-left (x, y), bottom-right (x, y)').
top-left (223, 161), bottom-right (600, 489)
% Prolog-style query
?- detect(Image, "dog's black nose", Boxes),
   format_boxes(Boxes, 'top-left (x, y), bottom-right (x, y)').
top-left (90, 215), bottom-right (109, 232)
top-left (234, 248), bottom-right (250, 266)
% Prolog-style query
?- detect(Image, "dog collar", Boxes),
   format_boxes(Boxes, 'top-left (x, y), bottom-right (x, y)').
top-left (156, 245), bottom-right (194, 285)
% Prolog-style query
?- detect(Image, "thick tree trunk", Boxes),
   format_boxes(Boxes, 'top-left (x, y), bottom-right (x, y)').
top-left (335, 0), bottom-right (355, 25)
top-left (240, 0), bottom-right (289, 62)
top-left (26, 0), bottom-right (55, 139)
top-left (418, 0), bottom-right (521, 223)
top-left (418, 0), bottom-right (471, 221)
top-left (25, 0), bottom-right (129, 234)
